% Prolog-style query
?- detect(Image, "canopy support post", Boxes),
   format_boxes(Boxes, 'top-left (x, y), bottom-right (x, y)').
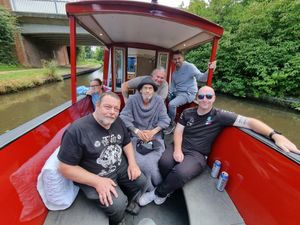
top-left (69, 16), bottom-right (77, 104)
top-left (207, 37), bottom-right (219, 87)
top-left (103, 47), bottom-right (110, 86)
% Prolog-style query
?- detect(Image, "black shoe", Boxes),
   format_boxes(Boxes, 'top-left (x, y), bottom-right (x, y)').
top-left (126, 201), bottom-right (141, 215)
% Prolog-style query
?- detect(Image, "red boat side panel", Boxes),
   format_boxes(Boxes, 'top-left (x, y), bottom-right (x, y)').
top-left (209, 128), bottom-right (300, 225)
top-left (0, 98), bottom-right (93, 225)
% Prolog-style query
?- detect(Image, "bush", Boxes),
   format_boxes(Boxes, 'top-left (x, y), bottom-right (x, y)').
top-left (41, 59), bottom-right (61, 80)
top-left (0, 6), bottom-right (17, 64)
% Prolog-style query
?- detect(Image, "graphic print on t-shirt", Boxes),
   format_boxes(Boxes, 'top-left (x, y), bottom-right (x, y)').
top-left (96, 133), bottom-right (122, 176)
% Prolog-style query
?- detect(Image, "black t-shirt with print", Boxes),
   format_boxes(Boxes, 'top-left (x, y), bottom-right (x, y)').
top-left (58, 114), bottom-right (131, 177)
top-left (178, 107), bottom-right (237, 155)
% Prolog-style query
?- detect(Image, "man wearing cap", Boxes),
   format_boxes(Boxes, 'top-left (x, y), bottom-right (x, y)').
top-left (121, 67), bottom-right (168, 103)
top-left (120, 77), bottom-right (170, 192)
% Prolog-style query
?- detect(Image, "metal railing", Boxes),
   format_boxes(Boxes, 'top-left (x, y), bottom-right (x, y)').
top-left (10, 0), bottom-right (71, 14)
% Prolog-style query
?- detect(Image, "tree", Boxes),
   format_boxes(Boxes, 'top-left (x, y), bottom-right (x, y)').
top-left (186, 0), bottom-right (300, 98)
top-left (94, 47), bottom-right (104, 61)
top-left (0, 6), bottom-right (17, 64)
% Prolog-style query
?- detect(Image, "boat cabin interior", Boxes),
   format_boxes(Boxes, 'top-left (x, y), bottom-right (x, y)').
top-left (0, 1), bottom-right (299, 225)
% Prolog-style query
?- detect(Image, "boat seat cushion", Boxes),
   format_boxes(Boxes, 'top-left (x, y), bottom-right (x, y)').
top-left (37, 147), bottom-right (79, 210)
top-left (183, 168), bottom-right (245, 225)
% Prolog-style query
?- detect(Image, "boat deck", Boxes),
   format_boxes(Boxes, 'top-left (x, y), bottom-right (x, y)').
top-left (44, 168), bottom-right (244, 225)
top-left (44, 189), bottom-right (189, 225)
top-left (183, 168), bottom-right (245, 225)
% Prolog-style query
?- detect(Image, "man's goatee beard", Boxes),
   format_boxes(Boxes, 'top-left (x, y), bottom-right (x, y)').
top-left (143, 95), bottom-right (152, 101)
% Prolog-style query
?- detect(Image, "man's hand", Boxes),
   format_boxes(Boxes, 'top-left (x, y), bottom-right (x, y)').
top-left (86, 89), bottom-right (95, 95)
top-left (94, 177), bottom-right (118, 207)
top-left (127, 162), bottom-right (141, 181)
top-left (143, 129), bottom-right (157, 141)
top-left (173, 150), bottom-right (184, 162)
top-left (208, 60), bottom-right (217, 70)
top-left (273, 134), bottom-right (300, 154)
top-left (137, 130), bottom-right (150, 142)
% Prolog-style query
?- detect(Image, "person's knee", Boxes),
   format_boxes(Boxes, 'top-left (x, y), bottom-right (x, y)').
top-left (168, 100), bottom-right (178, 109)
top-left (176, 164), bottom-right (203, 183)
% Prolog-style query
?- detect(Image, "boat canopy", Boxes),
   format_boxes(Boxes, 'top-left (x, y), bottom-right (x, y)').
top-left (65, 0), bottom-right (224, 103)
top-left (66, 0), bottom-right (224, 51)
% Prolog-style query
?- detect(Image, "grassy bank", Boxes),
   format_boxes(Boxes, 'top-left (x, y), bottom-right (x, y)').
top-left (0, 61), bottom-right (101, 95)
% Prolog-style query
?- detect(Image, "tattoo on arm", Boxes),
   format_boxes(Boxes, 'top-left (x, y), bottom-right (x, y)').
top-left (233, 115), bottom-right (248, 128)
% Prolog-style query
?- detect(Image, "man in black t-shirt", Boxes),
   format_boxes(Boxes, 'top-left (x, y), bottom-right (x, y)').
top-left (58, 92), bottom-right (146, 225)
top-left (139, 85), bottom-right (299, 206)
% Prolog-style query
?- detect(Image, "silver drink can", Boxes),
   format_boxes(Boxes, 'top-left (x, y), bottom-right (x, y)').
top-left (216, 171), bottom-right (229, 191)
top-left (211, 160), bottom-right (221, 178)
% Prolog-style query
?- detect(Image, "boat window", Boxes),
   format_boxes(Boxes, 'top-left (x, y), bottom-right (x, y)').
top-left (113, 47), bottom-right (125, 91)
top-left (157, 52), bottom-right (169, 71)
top-left (127, 56), bottom-right (137, 80)
top-left (127, 48), bottom-right (156, 80)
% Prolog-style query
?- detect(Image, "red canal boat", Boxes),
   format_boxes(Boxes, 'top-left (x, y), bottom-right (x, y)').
top-left (1, 1), bottom-right (299, 225)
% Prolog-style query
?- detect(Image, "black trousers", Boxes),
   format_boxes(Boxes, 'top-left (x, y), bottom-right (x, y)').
top-left (156, 143), bottom-right (206, 197)
top-left (79, 160), bottom-right (147, 225)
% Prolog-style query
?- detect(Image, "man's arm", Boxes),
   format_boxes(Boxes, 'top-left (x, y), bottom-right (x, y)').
top-left (159, 81), bottom-right (169, 101)
top-left (123, 142), bottom-right (141, 180)
top-left (173, 123), bottom-right (185, 162)
top-left (58, 162), bottom-right (117, 206)
top-left (194, 60), bottom-right (216, 83)
top-left (233, 116), bottom-right (299, 154)
top-left (121, 81), bottom-right (130, 103)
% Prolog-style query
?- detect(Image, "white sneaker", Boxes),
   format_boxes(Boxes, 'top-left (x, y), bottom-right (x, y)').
top-left (154, 195), bottom-right (167, 205)
top-left (138, 189), bottom-right (168, 206)
top-left (138, 190), bottom-right (156, 206)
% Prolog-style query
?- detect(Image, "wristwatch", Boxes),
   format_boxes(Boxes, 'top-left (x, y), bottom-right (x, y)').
top-left (269, 130), bottom-right (282, 140)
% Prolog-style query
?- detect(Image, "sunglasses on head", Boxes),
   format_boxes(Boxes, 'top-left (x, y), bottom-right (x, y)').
top-left (198, 94), bottom-right (213, 100)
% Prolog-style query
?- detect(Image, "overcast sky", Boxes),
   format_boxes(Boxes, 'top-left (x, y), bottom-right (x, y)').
top-left (134, 0), bottom-right (190, 8)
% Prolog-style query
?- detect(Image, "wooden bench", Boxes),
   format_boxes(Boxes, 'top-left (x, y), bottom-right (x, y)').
top-left (44, 191), bottom-right (109, 225)
top-left (183, 168), bottom-right (245, 225)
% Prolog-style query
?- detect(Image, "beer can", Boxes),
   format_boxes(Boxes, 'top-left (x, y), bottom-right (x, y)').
top-left (211, 160), bottom-right (221, 178)
top-left (216, 171), bottom-right (229, 192)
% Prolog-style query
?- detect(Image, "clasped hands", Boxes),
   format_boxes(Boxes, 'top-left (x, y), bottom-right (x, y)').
top-left (136, 129), bottom-right (156, 142)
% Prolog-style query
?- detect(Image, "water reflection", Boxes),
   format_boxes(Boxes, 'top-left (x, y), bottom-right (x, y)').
top-left (0, 70), bottom-right (102, 133)
top-left (214, 94), bottom-right (300, 147)
top-left (0, 70), bottom-right (299, 147)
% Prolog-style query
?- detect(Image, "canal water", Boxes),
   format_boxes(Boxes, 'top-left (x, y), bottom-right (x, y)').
top-left (0, 69), bottom-right (299, 147)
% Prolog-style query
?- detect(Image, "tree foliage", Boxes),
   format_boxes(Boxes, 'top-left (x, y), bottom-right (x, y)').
top-left (0, 6), bottom-right (17, 65)
top-left (186, 0), bottom-right (300, 98)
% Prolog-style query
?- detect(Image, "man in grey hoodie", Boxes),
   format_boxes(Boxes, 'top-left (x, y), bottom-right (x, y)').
top-left (120, 77), bottom-right (170, 191)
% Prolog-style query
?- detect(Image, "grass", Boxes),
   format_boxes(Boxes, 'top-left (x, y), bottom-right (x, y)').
top-left (0, 64), bottom-right (25, 71)
top-left (77, 59), bottom-right (102, 67)
top-left (0, 67), bottom-right (70, 80)
top-left (0, 60), bottom-right (102, 94)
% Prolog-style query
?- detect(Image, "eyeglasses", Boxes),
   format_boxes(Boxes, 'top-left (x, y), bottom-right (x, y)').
top-left (198, 94), bottom-right (214, 100)
top-left (90, 85), bottom-right (101, 88)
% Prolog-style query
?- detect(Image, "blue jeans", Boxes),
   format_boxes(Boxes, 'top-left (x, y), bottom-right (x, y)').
top-left (168, 92), bottom-right (195, 122)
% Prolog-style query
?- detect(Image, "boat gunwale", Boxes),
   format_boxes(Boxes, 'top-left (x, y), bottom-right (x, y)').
top-left (239, 127), bottom-right (300, 164)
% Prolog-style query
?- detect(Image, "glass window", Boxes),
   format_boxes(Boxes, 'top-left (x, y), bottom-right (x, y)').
top-left (127, 56), bottom-right (136, 73)
top-left (157, 52), bottom-right (169, 71)
top-left (114, 48), bottom-right (125, 91)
